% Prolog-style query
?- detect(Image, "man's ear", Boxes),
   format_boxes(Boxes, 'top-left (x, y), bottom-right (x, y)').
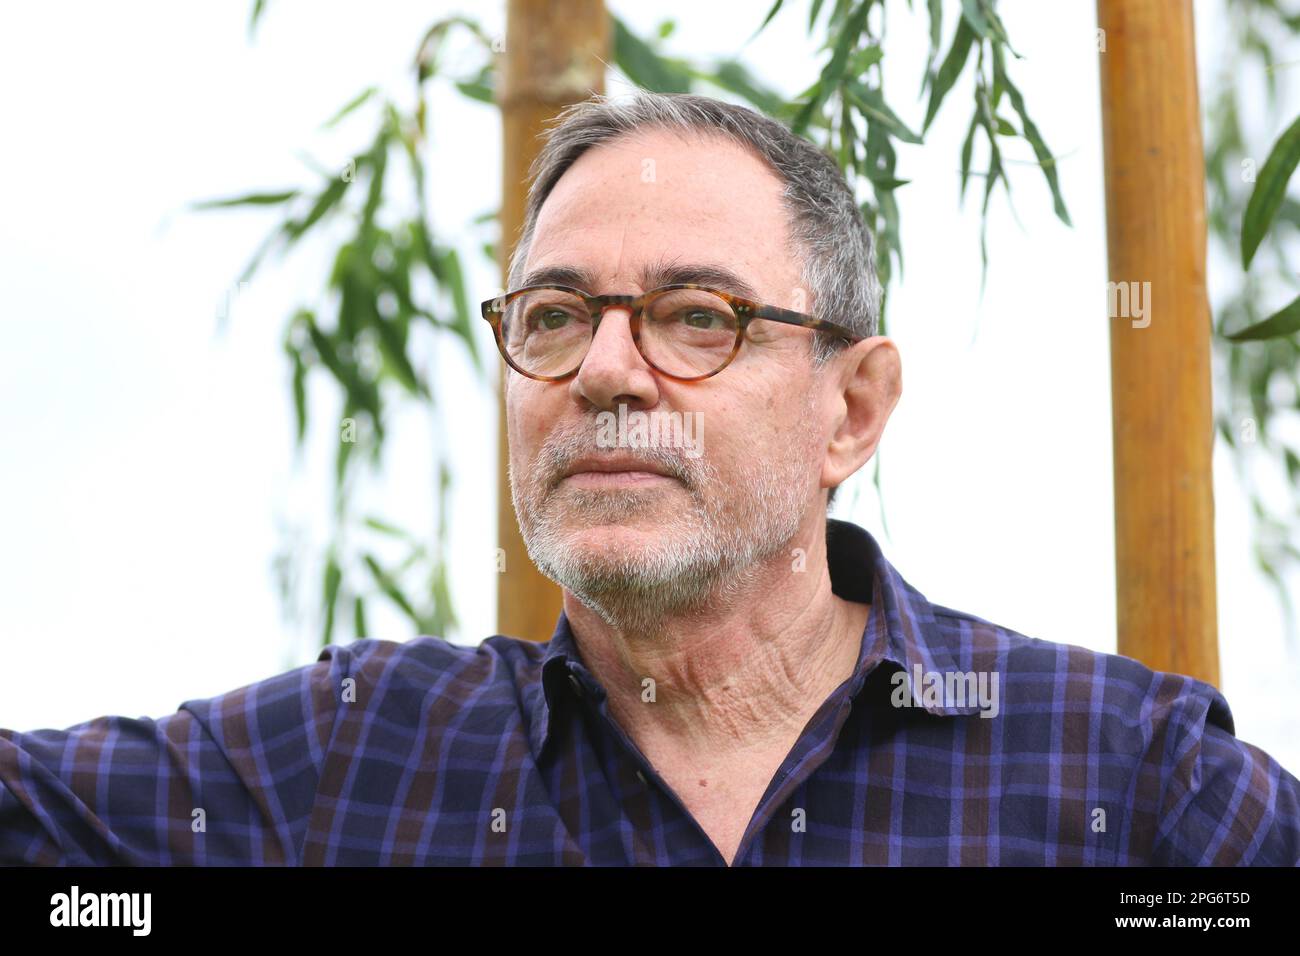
top-left (821, 336), bottom-right (902, 492)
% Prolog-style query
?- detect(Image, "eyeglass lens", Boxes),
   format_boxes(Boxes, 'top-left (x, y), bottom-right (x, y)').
top-left (500, 288), bottom-right (739, 378)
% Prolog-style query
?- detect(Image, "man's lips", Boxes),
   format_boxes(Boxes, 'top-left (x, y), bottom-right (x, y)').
top-left (562, 471), bottom-right (675, 488)
top-left (558, 456), bottom-right (679, 487)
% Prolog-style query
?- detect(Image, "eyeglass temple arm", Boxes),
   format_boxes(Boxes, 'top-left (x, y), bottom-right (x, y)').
top-left (748, 304), bottom-right (864, 343)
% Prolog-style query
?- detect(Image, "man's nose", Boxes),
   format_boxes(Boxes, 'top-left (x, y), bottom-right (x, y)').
top-left (570, 305), bottom-right (659, 411)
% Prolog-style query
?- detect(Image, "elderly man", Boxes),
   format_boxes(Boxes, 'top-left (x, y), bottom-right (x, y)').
top-left (2, 92), bottom-right (1298, 867)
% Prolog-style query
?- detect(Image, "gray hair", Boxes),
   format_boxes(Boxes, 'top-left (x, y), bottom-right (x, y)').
top-left (507, 90), bottom-right (876, 507)
top-left (507, 90), bottom-right (881, 362)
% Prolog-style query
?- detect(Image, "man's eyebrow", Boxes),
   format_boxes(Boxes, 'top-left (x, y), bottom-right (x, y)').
top-left (638, 261), bottom-right (761, 301)
top-left (518, 264), bottom-right (600, 290)
top-left (518, 261), bottom-right (762, 301)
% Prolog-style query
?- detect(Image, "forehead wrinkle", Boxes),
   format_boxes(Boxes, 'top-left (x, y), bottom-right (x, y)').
top-left (520, 257), bottom-right (764, 302)
top-left (524, 130), bottom-right (793, 300)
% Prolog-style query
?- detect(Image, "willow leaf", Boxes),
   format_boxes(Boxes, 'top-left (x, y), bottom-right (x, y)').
top-left (1225, 294), bottom-right (1300, 341)
top-left (1242, 112), bottom-right (1300, 269)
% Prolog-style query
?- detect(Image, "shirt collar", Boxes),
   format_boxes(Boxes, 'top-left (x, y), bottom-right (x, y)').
top-left (527, 517), bottom-right (980, 759)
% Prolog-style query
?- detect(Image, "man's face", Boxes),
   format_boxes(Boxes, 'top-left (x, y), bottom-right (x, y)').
top-left (506, 128), bottom-right (835, 631)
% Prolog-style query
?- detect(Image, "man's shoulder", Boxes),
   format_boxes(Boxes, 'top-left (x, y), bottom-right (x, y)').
top-left (179, 634), bottom-right (550, 736)
top-left (922, 599), bottom-right (1237, 742)
top-left (917, 602), bottom-right (1299, 863)
top-left (316, 633), bottom-right (548, 685)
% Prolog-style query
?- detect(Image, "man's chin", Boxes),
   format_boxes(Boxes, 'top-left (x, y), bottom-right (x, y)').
top-left (547, 521), bottom-right (667, 555)
top-left (541, 484), bottom-right (681, 525)
top-left (526, 513), bottom-right (698, 583)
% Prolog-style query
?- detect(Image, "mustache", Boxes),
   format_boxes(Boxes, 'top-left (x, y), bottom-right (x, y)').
top-left (538, 423), bottom-right (696, 489)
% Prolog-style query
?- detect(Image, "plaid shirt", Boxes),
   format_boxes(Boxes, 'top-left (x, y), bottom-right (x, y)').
top-left (3, 518), bottom-right (1298, 865)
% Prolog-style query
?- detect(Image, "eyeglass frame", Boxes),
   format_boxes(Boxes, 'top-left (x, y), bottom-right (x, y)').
top-left (479, 282), bottom-right (864, 383)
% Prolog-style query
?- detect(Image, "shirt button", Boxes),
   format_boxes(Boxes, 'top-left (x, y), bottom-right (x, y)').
top-left (635, 769), bottom-right (648, 785)
top-left (568, 673), bottom-right (585, 698)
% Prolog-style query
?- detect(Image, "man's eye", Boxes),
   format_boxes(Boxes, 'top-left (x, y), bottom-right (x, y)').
top-left (531, 309), bottom-right (572, 331)
top-left (681, 309), bottom-right (725, 329)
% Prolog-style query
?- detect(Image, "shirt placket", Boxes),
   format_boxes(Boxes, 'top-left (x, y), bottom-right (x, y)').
top-left (566, 659), bottom-right (867, 866)
top-left (565, 663), bottom-right (731, 865)
top-left (730, 686), bottom-right (860, 865)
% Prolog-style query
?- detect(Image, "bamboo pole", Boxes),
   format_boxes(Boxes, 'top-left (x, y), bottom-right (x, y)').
top-left (495, 0), bottom-right (607, 640)
top-left (1096, 0), bottom-right (1219, 683)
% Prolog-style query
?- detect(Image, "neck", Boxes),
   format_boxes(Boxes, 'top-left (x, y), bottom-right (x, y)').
top-left (562, 517), bottom-right (869, 760)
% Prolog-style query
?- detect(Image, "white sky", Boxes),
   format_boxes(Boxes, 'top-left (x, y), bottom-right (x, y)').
top-left (1, 0), bottom-right (1297, 773)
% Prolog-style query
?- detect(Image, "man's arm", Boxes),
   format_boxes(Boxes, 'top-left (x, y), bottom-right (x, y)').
top-left (0, 649), bottom-right (346, 865)
top-left (1146, 680), bottom-right (1300, 865)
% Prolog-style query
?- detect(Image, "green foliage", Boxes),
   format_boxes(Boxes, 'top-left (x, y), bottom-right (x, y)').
top-left (1206, 0), bottom-right (1300, 636)
top-left (1233, 99), bottom-right (1300, 363)
top-left (1242, 113), bottom-right (1300, 272)
top-left (613, 18), bottom-right (692, 92)
top-left (749, 0), bottom-right (1070, 320)
top-left (1224, 294), bottom-right (1300, 343)
top-left (205, 11), bottom-right (493, 648)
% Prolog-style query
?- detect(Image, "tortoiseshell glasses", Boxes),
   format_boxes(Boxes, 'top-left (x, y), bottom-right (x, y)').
top-left (479, 283), bottom-right (863, 382)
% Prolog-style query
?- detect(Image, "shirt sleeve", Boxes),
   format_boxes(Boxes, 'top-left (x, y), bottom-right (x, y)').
top-left (0, 648), bottom-right (347, 866)
top-left (1148, 678), bottom-right (1300, 865)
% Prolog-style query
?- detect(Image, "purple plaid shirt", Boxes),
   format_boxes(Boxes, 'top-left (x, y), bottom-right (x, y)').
top-left (3, 518), bottom-right (1298, 865)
